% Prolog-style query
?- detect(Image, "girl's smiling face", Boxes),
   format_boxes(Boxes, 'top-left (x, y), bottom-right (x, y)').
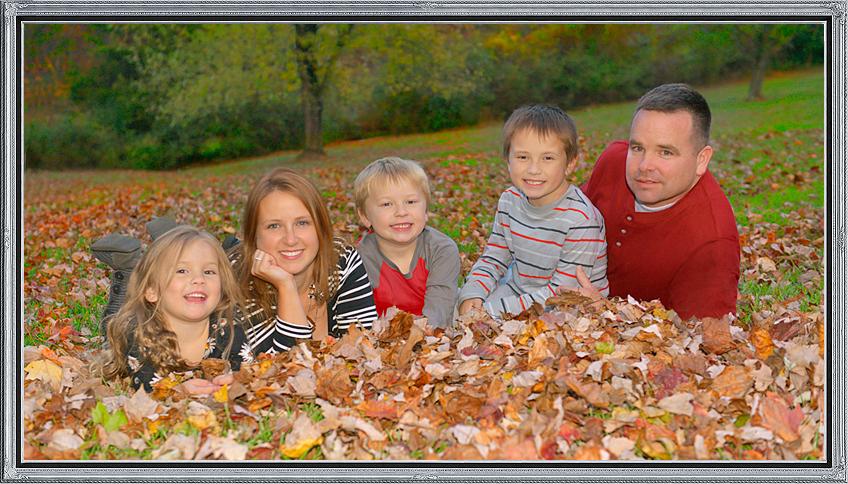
top-left (146, 239), bottom-right (222, 329)
top-left (254, 190), bottom-right (320, 283)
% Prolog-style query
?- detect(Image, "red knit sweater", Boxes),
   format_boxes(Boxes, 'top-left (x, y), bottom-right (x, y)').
top-left (582, 141), bottom-right (740, 319)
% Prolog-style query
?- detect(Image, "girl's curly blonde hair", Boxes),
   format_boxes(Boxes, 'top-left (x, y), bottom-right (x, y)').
top-left (102, 225), bottom-right (243, 381)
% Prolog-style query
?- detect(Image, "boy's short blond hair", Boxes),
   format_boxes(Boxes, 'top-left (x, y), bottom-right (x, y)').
top-left (502, 104), bottom-right (579, 162)
top-left (354, 157), bottom-right (431, 213)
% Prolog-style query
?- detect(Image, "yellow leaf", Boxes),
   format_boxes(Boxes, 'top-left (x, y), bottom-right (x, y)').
top-left (652, 307), bottom-right (668, 320)
top-left (187, 406), bottom-right (218, 431)
top-left (24, 359), bottom-right (63, 391)
top-left (152, 376), bottom-right (180, 400)
top-left (517, 320), bottom-right (547, 345)
top-left (750, 328), bottom-right (774, 360)
top-left (257, 359), bottom-right (274, 374)
top-left (279, 435), bottom-right (323, 459)
top-left (213, 384), bottom-right (229, 403)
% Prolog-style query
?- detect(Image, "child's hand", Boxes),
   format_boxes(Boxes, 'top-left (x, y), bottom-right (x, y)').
top-left (559, 267), bottom-right (603, 302)
top-left (251, 249), bottom-right (295, 290)
top-left (179, 378), bottom-right (220, 395)
top-left (458, 298), bottom-right (484, 316)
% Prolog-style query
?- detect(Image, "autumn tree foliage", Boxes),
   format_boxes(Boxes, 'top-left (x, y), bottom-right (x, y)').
top-left (24, 24), bottom-right (823, 170)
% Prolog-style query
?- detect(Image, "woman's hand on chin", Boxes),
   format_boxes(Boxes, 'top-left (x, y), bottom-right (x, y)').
top-left (251, 249), bottom-right (296, 290)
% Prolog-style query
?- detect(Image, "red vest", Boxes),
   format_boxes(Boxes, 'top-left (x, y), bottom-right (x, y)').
top-left (373, 258), bottom-right (428, 317)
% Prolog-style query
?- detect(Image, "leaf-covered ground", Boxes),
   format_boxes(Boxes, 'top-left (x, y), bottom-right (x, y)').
top-left (22, 70), bottom-right (825, 460)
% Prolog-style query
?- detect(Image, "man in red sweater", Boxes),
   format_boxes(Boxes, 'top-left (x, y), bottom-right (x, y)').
top-left (578, 83), bottom-right (740, 319)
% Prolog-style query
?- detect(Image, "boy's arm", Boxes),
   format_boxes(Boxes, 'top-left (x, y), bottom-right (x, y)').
top-left (484, 206), bottom-right (609, 318)
top-left (421, 232), bottom-right (461, 328)
top-left (457, 203), bottom-right (513, 305)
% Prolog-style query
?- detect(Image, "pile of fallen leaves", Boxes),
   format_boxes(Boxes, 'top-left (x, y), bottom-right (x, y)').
top-left (22, 118), bottom-right (825, 460)
top-left (24, 289), bottom-right (824, 460)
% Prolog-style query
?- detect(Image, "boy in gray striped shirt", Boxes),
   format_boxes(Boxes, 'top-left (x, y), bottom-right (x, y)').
top-left (458, 105), bottom-right (609, 319)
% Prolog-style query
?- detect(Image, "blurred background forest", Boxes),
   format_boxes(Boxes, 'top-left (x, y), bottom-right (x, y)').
top-left (24, 23), bottom-right (823, 170)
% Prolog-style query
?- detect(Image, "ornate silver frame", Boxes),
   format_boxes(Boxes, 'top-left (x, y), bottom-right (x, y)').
top-left (2, 1), bottom-right (844, 482)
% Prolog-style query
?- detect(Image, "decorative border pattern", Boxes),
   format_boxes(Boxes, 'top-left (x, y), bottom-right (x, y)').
top-left (2, 1), bottom-right (844, 482)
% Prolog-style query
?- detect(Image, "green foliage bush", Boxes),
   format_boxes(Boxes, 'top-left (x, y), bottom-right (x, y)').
top-left (25, 112), bottom-right (122, 169)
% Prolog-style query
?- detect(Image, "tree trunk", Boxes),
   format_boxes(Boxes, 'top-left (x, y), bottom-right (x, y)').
top-left (294, 24), bottom-right (326, 157)
top-left (748, 25), bottom-right (773, 101)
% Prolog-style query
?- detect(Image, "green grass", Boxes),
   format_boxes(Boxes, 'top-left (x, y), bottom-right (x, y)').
top-left (735, 179), bottom-right (824, 226)
top-left (737, 264), bottom-right (822, 326)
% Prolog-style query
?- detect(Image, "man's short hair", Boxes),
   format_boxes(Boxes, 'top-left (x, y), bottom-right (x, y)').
top-left (502, 104), bottom-right (579, 162)
top-left (635, 83), bottom-right (712, 148)
top-left (354, 156), bottom-right (431, 213)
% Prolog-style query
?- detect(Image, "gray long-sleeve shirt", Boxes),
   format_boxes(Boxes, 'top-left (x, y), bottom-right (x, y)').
top-left (357, 226), bottom-right (460, 328)
top-left (458, 184), bottom-right (609, 318)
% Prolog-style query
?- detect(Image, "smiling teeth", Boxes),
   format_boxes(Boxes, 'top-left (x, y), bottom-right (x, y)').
top-left (525, 180), bottom-right (544, 185)
top-left (185, 292), bottom-right (206, 300)
top-left (281, 250), bottom-right (303, 256)
top-left (393, 224), bottom-right (412, 228)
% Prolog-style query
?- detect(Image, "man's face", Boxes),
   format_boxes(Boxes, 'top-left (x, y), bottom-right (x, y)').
top-left (625, 109), bottom-right (713, 208)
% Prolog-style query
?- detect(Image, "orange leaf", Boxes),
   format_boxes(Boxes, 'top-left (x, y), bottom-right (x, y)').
top-left (40, 346), bottom-right (62, 365)
top-left (356, 400), bottom-right (399, 420)
top-left (750, 327), bottom-right (774, 360)
top-left (712, 366), bottom-right (753, 399)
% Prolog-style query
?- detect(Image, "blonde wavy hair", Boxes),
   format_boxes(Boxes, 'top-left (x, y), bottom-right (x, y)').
top-left (233, 168), bottom-right (339, 320)
top-left (353, 156), bottom-right (431, 215)
top-left (102, 225), bottom-right (243, 381)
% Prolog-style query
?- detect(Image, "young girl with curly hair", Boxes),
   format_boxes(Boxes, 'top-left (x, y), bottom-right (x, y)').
top-left (103, 225), bottom-right (253, 391)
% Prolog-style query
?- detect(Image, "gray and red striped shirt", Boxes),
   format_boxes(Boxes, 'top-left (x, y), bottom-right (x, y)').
top-left (459, 184), bottom-right (609, 318)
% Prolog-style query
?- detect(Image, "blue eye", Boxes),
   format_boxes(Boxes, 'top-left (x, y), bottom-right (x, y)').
top-left (296, 220), bottom-right (310, 227)
top-left (267, 223), bottom-right (279, 230)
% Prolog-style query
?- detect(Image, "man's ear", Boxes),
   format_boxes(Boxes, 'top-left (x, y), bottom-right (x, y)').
top-left (696, 145), bottom-right (713, 177)
top-left (144, 287), bottom-right (159, 303)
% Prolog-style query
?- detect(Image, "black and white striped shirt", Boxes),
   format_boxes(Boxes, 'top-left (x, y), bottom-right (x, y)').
top-left (234, 242), bottom-right (378, 355)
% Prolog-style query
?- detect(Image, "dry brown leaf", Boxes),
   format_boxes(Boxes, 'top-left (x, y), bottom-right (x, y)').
top-left (759, 392), bottom-right (803, 442)
top-left (396, 321), bottom-right (424, 369)
top-left (315, 364), bottom-right (354, 405)
top-left (123, 388), bottom-right (159, 422)
top-left (701, 317), bottom-right (735, 355)
top-left (563, 375), bottom-right (609, 408)
top-left (711, 366), bottom-right (753, 399)
top-left (357, 400), bottom-right (399, 420)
